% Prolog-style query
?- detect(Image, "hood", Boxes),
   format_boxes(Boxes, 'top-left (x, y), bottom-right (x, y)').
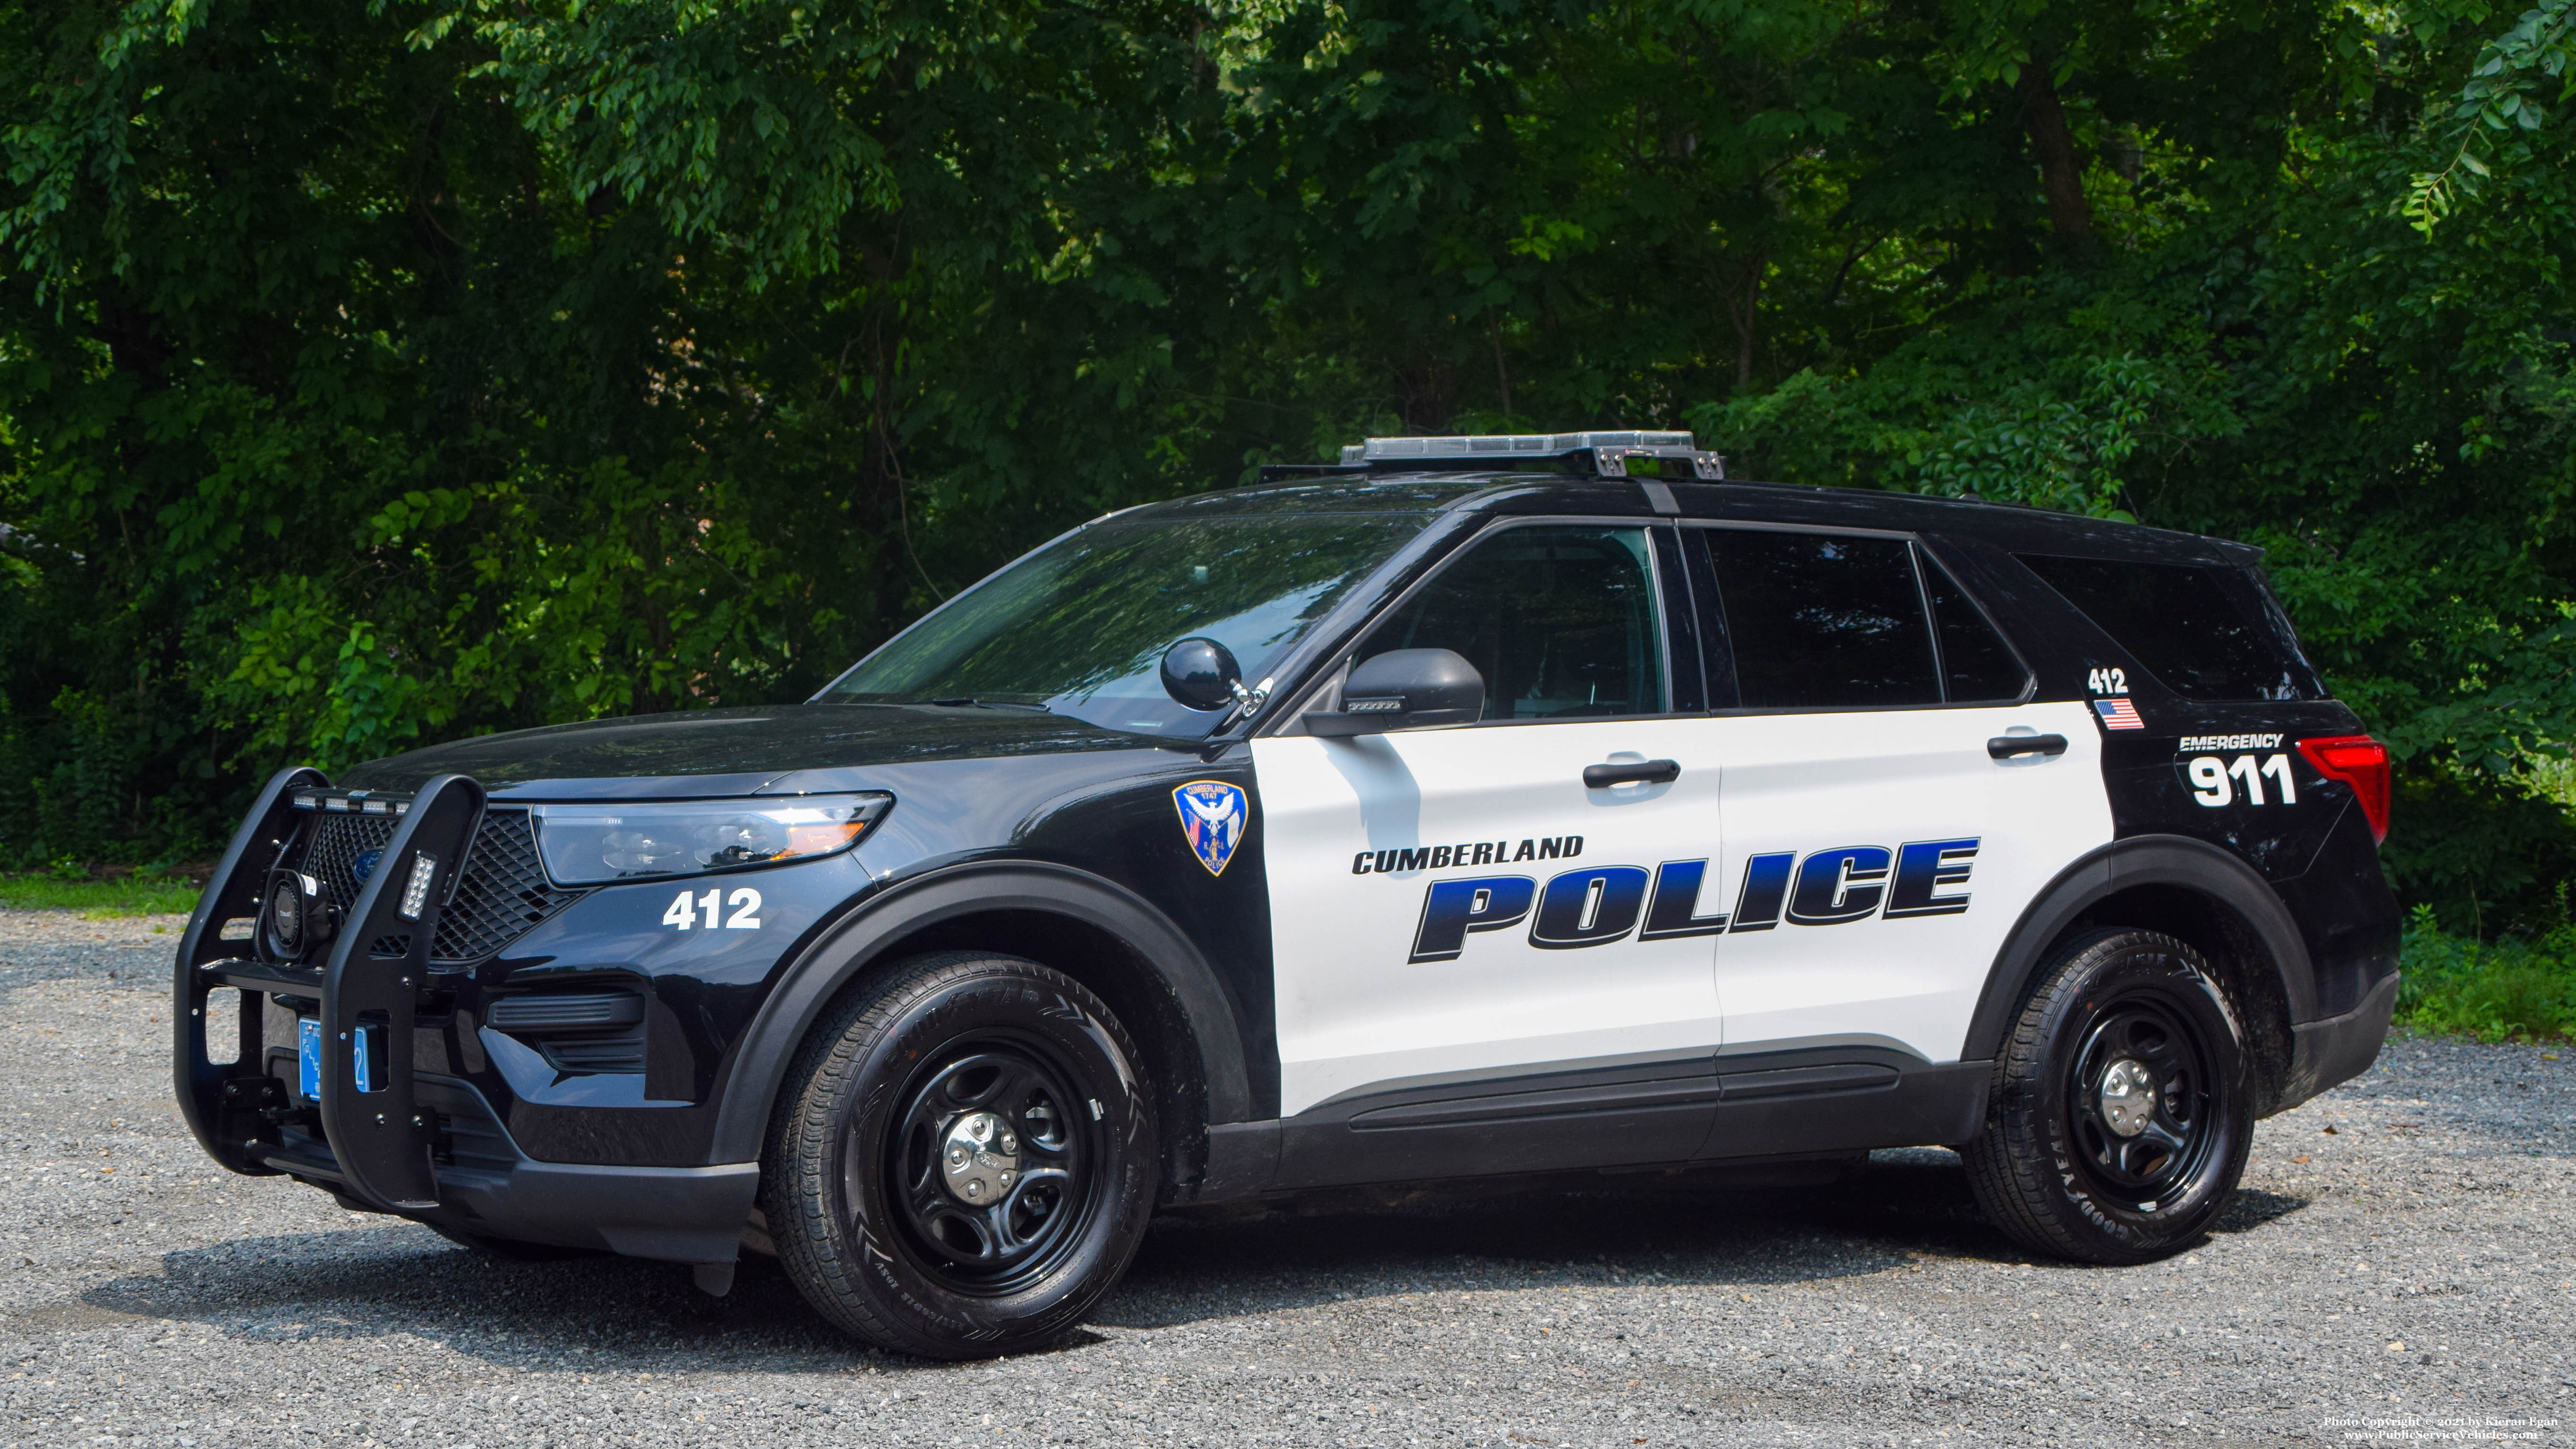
top-left (335, 703), bottom-right (1155, 799)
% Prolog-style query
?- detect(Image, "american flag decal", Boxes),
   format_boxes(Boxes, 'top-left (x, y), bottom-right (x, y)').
top-left (2094, 698), bottom-right (2145, 730)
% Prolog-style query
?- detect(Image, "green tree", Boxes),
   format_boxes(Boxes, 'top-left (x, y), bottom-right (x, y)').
top-left (2, 0), bottom-right (2569, 932)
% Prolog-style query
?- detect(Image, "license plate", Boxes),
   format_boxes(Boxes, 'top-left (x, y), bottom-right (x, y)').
top-left (301, 1018), bottom-right (382, 1097)
top-left (298, 1018), bottom-right (322, 1101)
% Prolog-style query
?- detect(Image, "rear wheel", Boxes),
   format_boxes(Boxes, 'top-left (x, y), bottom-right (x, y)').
top-left (1965, 928), bottom-right (2251, 1264)
top-left (764, 951), bottom-right (1157, 1358)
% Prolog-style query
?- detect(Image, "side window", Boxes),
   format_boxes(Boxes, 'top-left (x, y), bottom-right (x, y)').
top-left (2018, 554), bottom-right (2316, 701)
top-left (1359, 525), bottom-right (1666, 719)
top-left (1921, 555), bottom-right (2030, 702)
top-left (1700, 529), bottom-right (1941, 709)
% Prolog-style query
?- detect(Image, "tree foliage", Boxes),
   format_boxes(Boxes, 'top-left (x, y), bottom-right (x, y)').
top-left (2, 0), bottom-right (2570, 929)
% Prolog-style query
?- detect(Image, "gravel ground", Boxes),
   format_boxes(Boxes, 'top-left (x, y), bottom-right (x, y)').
top-left (3, 908), bottom-right (2572, 1448)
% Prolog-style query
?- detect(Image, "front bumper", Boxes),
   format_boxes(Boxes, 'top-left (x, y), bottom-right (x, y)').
top-left (253, 1070), bottom-right (757, 1260)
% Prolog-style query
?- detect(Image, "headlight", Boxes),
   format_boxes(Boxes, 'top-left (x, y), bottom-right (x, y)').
top-left (530, 794), bottom-right (891, 886)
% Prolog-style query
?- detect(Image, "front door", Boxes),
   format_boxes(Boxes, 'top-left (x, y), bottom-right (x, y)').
top-left (1255, 522), bottom-right (1729, 1120)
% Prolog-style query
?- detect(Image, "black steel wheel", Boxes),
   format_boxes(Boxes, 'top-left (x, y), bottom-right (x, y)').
top-left (765, 951), bottom-right (1156, 1358)
top-left (1965, 928), bottom-right (2252, 1264)
top-left (882, 1045), bottom-right (1097, 1294)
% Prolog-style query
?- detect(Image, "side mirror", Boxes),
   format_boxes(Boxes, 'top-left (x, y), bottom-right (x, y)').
top-left (1160, 637), bottom-right (1244, 712)
top-left (1304, 648), bottom-right (1484, 737)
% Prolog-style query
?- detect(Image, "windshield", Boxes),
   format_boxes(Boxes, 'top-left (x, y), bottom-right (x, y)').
top-left (821, 512), bottom-right (1428, 736)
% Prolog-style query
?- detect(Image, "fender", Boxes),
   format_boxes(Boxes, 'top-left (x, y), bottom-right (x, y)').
top-left (1962, 833), bottom-right (2317, 1065)
top-left (703, 860), bottom-right (1256, 1167)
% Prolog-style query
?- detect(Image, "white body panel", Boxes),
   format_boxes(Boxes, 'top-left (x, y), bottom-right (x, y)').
top-left (1705, 698), bottom-right (2113, 1059)
top-left (1254, 699), bottom-right (2114, 1117)
top-left (1255, 720), bottom-right (1726, 1117)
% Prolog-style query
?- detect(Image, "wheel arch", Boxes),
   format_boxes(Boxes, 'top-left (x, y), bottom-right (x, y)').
top-left (1966, 836), bottom-right (2315, 1117)
top-left (706, 861), bottom-right (1254, 1200)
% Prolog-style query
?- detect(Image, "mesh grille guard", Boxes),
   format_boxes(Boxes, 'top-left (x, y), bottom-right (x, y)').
top-left (288, 792), bottom-right (586, 968)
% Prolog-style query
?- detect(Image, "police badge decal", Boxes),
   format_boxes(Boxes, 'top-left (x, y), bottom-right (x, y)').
top-left (1172, 780), bottom-right (1248, 877)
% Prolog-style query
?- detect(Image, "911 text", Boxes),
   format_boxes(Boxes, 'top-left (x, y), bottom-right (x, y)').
top-left (2186, 753), bottom-right (2297, 809)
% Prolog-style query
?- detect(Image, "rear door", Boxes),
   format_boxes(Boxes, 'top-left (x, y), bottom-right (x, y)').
top-left (1685, 525), bottom-right (2113, 1063)
top-left (1255, 521), bottom-right (1729, 1123)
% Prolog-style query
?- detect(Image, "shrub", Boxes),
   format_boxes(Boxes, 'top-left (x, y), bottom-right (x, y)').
top-left (2396, 904), bottom-right (2576, 1043)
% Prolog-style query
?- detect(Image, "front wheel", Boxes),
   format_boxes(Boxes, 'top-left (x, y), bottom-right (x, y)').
top-left (1964, 928), bottom-right (2252, 1264)
top-left (763, 951), bottom-right (1157, 1358)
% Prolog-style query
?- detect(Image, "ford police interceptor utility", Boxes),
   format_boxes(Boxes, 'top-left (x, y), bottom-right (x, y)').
top-left (174, 431), bottom-right (2400, 1359)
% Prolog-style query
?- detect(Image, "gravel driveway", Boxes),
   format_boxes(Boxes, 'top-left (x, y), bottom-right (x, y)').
top-left (4, 908), bottom-right (2571, 1448)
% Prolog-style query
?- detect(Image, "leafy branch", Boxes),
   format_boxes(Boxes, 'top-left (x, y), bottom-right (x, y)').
top-left (2403, 0), bottom-right (2576, 236)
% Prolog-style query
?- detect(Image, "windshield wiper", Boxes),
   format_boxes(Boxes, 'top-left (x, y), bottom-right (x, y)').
top-left (926, 697), bottom-right (1052, 713)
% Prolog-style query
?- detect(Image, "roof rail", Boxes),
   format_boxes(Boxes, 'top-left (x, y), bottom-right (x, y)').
top-left (1257, 430), bottom-right (1724, 484)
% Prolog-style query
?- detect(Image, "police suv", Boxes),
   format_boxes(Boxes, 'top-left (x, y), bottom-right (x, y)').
top-left (175, 431), bottom-right (2400, 1359)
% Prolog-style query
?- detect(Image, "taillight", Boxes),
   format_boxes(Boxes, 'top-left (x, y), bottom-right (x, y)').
top-left (2297, 735), bottom-right (2391, 844)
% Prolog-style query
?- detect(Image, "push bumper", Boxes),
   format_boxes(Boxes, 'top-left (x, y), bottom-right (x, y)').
top-left (174, 766), bottom-right (755, 1267)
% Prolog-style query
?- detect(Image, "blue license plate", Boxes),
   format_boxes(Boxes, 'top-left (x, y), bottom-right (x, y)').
top-left (301, 1019), bottom-right (384, 1096)
top-left (297, 1018), bottom-right (322, 1101)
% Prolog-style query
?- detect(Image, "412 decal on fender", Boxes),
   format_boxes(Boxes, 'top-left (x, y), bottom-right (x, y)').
top-left (664, 887), bottom-right (762, 929)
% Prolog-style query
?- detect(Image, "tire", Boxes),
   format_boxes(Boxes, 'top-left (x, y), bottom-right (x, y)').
top-left (763, 951), bottom-right (1157, 1359)
top-left (1964, 928), bottom-right (2252, 1265)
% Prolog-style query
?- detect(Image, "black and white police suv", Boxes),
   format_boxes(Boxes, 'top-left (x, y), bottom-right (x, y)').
top-left (174, 431), bottom-right (2400, 1358)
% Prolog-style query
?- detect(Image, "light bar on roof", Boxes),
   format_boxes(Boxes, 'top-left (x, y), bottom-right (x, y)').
top-left (1339, 430), bottom-right (1723, 479)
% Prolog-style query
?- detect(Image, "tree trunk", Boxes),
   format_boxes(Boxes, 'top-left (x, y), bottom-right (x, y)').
top-left (1720, 249), bottom-right (1764, 391)
top-left (2017, 63), bottom-right (2096, 253)
top-left (1393, 358), bottom-right (1458, 436)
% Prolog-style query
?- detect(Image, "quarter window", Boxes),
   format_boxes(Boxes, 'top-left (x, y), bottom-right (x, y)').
top-left (1359, 525), bottom-right (1667, 719)
top-left (2017, 554), bottom-right (2316, 701)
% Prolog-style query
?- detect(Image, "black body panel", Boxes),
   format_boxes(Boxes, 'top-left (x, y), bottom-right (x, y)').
top-left (337, 703), bottom-right (1144, 797)
top-left (327, 742), bottom-right (1276, 1170)
top-left (2275, 804), bottom-right (2405, 1020)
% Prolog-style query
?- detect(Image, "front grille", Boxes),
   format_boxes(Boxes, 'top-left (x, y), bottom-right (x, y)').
top-left (431, 812), bottom-right (585, 963)
top-left (293, 808), bottom-right (586, 968)
top-left (303, 813), bottom-right (396, 915)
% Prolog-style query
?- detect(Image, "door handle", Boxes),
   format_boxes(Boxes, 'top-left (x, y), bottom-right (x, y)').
top-left (1583, 759), bottom-right (1681, 788)
top-left (1987, 733), bottom-right (2069, 760)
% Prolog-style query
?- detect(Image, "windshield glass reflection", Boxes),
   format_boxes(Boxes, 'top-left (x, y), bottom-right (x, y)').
top-left (822, 513), bottom-right (1427, 736)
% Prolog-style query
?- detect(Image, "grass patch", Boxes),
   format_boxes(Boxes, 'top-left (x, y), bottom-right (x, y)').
top-left (0, 873), bottom-right (202, 917)
top-left (2397, 904), bottom-right (2576, 1043)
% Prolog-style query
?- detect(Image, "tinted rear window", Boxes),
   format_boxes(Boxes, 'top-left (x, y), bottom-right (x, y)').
top-left (2017, 554), bottom-right (2315, 701)
top-left (1702, 531), bottom-right (1941, 708)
